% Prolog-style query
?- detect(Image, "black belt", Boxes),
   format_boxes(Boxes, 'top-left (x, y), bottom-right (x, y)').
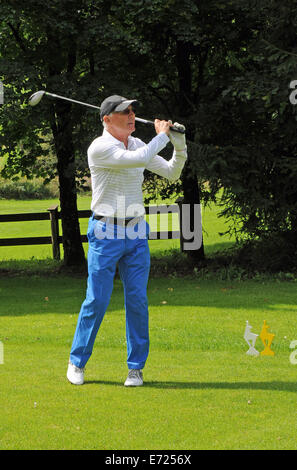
top-left (94, 214), bottom-right (143, 227)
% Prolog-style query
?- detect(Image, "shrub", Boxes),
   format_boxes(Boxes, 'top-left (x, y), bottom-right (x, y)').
top-left (0, 180), bottom-right (56, 200)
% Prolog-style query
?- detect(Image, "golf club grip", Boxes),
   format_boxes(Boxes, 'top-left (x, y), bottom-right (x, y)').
top-left (135, 118), bottom-right (185, 134)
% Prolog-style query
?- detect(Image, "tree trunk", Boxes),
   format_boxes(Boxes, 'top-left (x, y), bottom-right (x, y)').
top-left (51, 101), bottom-right (86, 267)
top-left (45, 26), bottom-right (85, 268)
top-left (176, 41), bottom-right (205, 262)
top-left (181, 160), bottom-right (205, 262)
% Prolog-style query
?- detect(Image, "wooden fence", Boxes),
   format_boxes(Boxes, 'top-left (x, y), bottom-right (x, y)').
top-left (0, 201), bottom-right (184, 260)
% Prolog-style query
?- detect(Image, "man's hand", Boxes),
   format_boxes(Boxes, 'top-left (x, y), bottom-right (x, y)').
top-left (154, 119), bottom-right (171, 136)
top-left (168, 121), bottom-right (186, 151)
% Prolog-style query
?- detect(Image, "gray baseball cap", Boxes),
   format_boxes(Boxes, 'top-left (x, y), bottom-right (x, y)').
top-left (100, 95), bottom-right (138, 120)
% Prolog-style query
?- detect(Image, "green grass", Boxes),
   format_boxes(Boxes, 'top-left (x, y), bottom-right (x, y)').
top-left (1, 195), bottom-right (296, 450)
top-left (1, 276), bottom-right (297, 450)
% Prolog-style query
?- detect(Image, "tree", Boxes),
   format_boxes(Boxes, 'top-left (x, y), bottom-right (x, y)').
top-left (102, 0), bottom-right (256, 261)
top-left (195, 0), bottom-right (297, 269)
top-left (3, 0), bottom-right (294, 271)
top-left (0, 0), bottom-right (111, 266)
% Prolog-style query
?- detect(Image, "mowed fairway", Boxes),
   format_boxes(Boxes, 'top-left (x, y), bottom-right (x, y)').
top-left (1, 196), bottom-right (296, 450)
top-left (1, 275), bottom-right (297, 450)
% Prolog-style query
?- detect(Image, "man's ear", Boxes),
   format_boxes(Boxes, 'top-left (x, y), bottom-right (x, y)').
top-left (103, 115), bottom-right (110, 126)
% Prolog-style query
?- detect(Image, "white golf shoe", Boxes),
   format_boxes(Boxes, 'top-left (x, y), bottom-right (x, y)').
top-left (67, 361), bottom-right (85, 385)
top-left (124, 369), bottom-right (143, 387)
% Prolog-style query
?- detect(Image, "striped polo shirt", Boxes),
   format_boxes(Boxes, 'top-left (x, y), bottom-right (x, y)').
top-left (88, 129), bottom-right (187, 218)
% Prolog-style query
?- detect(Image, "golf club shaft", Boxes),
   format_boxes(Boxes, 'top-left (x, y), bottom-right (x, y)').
top-left (44, 92), bottom-right (101, 110)
top-left (41, 92), bottom-right (185, 134)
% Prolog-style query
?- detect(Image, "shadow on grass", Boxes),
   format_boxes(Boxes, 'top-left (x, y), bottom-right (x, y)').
top-left (2, 274), bottom-right (297, 317)
top-left (84, 380), bottom-right (297, 392)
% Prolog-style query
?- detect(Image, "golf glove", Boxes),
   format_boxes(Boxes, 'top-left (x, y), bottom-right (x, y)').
top-left (168, 121), bottom-right (186, 152)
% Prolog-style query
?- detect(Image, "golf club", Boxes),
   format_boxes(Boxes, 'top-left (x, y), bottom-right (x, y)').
top-left (28, 90), bottom-right (185, 134)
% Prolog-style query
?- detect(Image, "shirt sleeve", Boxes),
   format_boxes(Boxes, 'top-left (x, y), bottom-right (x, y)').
top-left (88, 132), bottom-right (170, 169)
top-left (145, 148), bottom-right (187, 181)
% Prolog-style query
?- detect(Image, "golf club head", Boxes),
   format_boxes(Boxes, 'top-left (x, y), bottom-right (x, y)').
top-left (28, 90), bottom-right (45, 106)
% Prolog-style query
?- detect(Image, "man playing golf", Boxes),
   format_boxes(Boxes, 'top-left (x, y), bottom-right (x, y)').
top-left (67, 95), bottom-right (187, 386)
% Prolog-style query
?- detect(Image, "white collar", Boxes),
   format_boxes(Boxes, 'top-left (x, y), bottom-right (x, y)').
top-left (102, 129), bottom-right (134, 147)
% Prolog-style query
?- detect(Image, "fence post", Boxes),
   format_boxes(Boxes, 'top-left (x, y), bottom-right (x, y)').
top-left (175, 197), bottom-right (204, 257)
top-left (175, 197), bottom-right (185, 252)
top-left (47, 205), bottom-right (60, 260)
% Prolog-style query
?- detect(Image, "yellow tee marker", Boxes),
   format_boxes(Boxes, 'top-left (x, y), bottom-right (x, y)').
top-left (260, 320), bottom-right (275, 356)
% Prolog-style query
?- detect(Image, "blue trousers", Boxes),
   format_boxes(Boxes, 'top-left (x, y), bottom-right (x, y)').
top-left (70, 215), bottom-right (151, 370)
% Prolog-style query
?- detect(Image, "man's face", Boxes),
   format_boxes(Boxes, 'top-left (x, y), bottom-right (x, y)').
top-left (104, 105), bottom-right (136, 136)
